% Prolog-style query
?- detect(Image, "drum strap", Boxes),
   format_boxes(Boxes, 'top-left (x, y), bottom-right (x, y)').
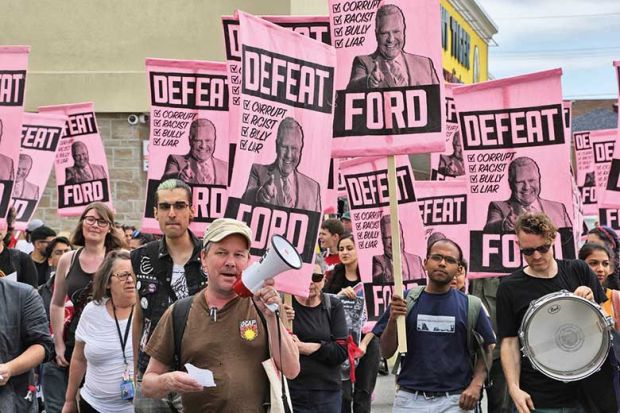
top-left (612, 290), bottom-right (620, 331)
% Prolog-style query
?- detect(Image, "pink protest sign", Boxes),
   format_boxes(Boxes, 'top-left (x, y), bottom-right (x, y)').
top-left (39, 102), bottom-right (112, 216)
top-left (453, 69), bottom-right (575, 278)
top-left (10, 112), bottom-right (67, 230)
top-left (414, 179), bottom-right (469, 265)
top-left (340, 156), bottom-right (426, 321)
top-left (222, 15), bottom-right (331, 185)
top-left (430, 83), bottom-right (465, 180)
top-left (0, 46), bottom-right (29, 226)
top-left (601, 63), bottom-right (620, 208)
top-left (224, 12), bottom-right (336, 297)
top-left (590, 129), bottom-right (617, 202)
top-left (329, 0), bottom-right (445, 157)
top-left (616, 61), bottom-right (620, 129)
top-left (140, 59), bottom-right (230, 235)
top-left (324, 158), bottom-right (340, 214)
top-left (573, 130), bottom-right (597, 215)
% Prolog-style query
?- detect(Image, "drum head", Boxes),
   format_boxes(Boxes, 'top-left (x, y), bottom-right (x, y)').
top-left (521, 295), bottom-right (610, 382)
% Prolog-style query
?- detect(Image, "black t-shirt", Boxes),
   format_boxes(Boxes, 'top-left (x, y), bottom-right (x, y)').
top-left (288, 295), bottom-right (348, 392)
top-left (33, 259), bottom-right (50, 286)
top-left (496, 259), bottom-right (607, 408)
top-left (0, 247), bottom-right (37, 288)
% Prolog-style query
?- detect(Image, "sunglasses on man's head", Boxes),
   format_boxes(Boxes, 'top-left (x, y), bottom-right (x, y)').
top-left (157, 201), bottom-right (190, 211)
top-left (520, 244), bottom-right (552, 256)
top-left (311, 273), bottom-right (324, 282)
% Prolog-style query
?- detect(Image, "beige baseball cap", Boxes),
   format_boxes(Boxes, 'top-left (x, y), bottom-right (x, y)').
top-left (202, 218), bottom-right (252, 248)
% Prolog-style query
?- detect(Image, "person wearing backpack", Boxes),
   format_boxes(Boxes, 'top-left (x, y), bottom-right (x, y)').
top-left (374, 238), bottom-right (496, 412)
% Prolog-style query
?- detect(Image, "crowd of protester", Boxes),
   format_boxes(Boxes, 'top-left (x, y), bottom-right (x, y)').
top-left (0, 181), bottom-right (619, 413)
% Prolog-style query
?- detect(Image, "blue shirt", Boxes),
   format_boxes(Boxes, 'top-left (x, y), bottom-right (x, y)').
top-left (373, 288), bottom-right (496, 392)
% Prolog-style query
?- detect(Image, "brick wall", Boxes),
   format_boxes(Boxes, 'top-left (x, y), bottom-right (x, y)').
top-left (34, 113), bottom-right (149, 233)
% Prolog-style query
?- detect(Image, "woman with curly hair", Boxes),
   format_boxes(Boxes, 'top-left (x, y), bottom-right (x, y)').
top-left (587, 225), bottom-right (620, 290)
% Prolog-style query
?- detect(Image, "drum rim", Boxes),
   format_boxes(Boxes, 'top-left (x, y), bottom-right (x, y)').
top-left (518, 291), bottom-right (612, 382)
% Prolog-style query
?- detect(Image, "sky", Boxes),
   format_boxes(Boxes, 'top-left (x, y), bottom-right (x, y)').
top-left (476, 0), bottom-right (620, 99)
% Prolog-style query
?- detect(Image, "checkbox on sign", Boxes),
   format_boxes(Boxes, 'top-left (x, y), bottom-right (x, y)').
top-left (154, 119), bottom-right (161, 127)
top-left (154, 129), bottom-right (161, 137)
top-left (232, 86), bottom-right (240, 94)
top-left (467, 154), bottom-right (475, 162)
top-left (334, 15), bottom-right (342, 25)
top-left (240, 140), bottom-right (248, 150)
top-left (242, 113), bottom-right (250, 124)
top-left (335, 27), bottom-right (343, 37)
top-left (153, 110), bottom-right (161, 117)
top-left (471, 185), bottom-right (479, 193)
top-left (332, 3), bottom-right (341, 13)
top-left (243, 100), bottom-right (250, 110)
top-left (469, 164), bottom-right (476, 173)
top-left (232, 75), bottom-right (239, 83)
top-left (335, 39), bottom-right (343, 48)
top-left (233, 96), bottom-right (240, 105)
top-left (470, 175), bottom-right (478, 184)
top-left (230, 64), bottom-right (238, 72)
top-left (241, 126), bottom-right (249, 137)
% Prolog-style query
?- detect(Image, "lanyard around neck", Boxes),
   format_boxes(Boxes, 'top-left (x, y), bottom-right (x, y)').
top-left (112, 301), bottom-right (134, 366)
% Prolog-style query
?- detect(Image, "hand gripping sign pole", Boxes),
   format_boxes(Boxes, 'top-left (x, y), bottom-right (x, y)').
top-left (387, 155), bottom-right (407, 354)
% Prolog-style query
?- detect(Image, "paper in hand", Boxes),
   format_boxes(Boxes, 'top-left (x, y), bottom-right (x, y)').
top-left (185, 363), bottom-right (216, 387)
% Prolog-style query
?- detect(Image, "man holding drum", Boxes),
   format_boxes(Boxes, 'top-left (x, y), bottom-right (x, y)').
top-left (497, 212), bottom-right (608, 413)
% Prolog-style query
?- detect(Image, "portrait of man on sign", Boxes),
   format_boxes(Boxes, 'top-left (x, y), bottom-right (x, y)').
top-left (372, 214), bottom-right (426, 284)
top-left (483, 156), bottom-right (573, 233)
top-left (64, 141), bottom-right (106, 184)
top-left (0, 119), bottom-right (15, 181)
top-left (242, 117), bottom-right (321, 212)
top-left (13, 154), bottom-right (39, 200)
top-left (162, 118), bottom-right (228, 185)
top-left (347, 4), bottom-right (440, 91)
top-left (437, 132), bottom-right (465, 178)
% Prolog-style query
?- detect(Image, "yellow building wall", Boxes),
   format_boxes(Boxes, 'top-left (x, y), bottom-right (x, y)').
top-left (440, 0), bottom-right (489, 84)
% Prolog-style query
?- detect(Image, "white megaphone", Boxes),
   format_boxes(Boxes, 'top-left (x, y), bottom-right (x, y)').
top-left (233, 235), bottom-right (302, 311)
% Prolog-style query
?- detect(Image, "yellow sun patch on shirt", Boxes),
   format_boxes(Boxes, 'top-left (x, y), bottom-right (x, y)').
top-left (240, 319), bottom-right (258, 342)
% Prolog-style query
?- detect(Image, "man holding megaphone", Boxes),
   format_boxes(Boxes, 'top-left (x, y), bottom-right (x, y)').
top-left (141, 218), bottom-right (300, 413)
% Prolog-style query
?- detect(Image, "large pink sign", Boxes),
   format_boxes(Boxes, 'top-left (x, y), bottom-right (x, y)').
top-left (340, 156), bottom-right (426, 321)
top-left (224, 12), bottom-right (336, 297)
top-left (222, 15), bottom-right (331, 186)
top-left (328, 0), bottom-right (445, 157)
top-left (453, 69), bottom-right (575, 278)
top-left (573, 130), bottom-right (597, 215)
top-left (39, 102), bottom-right (112, 216)
top-left (10, 112), bottom-right (67, 230)
top-left (140, 59), bottom-right (230, 236)
top-left (601, 62), bottom-right (620, 210)
top-left (430, 83), bottom-right (465, 180)
top-left (0, 46), bottom-right (29, 227)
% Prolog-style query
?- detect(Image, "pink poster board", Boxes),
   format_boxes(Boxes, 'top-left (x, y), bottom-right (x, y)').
top-left (10, 112), bottom-right (67, 230)
top-left (0, 46), bottom-right (29, 227)
top-left (430, 83), bottom-right (465, 180)
top-left (140, 58), bottom-right (230, 236)
top-left (574, 130), bottom-right (597, 215)
top-left (222, 15), bottom-right (331, 186)
top-left (39, 102), bottom-right (112, 217)
top-left (340, 156), bottom-right (426, 321)
top-left (328, 0), bottom-right (445, 157)
top-left (453, 69), bottom-right (575, 278)
top-left (224, 12), bottom-right (336, 297)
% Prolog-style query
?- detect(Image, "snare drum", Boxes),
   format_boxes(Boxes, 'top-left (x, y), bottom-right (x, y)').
top-left (519, 290), bottom-right (613, 382)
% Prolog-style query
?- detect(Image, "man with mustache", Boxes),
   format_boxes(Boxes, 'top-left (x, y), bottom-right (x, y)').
top-left (347, 4), bottom-right (440, 91)
top-left (131, 179), bottom-right (207, 412)
top-left (242, 117), bottom-right (321, 212)
top-left (162, 118), bottom-right (228, 186)
top-left (483, 157), bottom-right (572, 233)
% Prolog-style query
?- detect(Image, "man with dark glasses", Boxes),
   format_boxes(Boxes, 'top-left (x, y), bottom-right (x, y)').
top-left (130, 179), bottom-right (207, 412)
top-left (497, 212), bottom-right (609, 413)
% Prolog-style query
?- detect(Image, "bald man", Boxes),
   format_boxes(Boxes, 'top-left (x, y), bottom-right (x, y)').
top-left (0, 119), bottom-right (15, 181)
top-left (162, 118), bottom-right (228, 185)
top-left (64, 141), bottom-right (106, 184)
top-left (13, 154), bottom-right (39, 200)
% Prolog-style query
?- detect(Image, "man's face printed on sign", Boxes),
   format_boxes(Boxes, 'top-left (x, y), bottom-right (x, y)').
top-left (376, 10), bottom-right (405, 60)
top-left (72, 142), bottom-right (90, 169)
top-left (189, 121), bottom-right (216, 162)
top-left (276, 126), bottom-right (303, 177)
top-left (511, 164), bottom-right (541, 206)
top-left (17, 155), bottom-right (32, 180)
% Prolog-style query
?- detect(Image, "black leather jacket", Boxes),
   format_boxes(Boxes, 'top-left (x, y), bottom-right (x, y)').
top-left (130, 230), bottom-right (207, 373)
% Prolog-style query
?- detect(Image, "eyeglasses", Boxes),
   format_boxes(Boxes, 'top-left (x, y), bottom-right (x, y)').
top-left (157, 201), bottom-right (190, 211)
top-left (83, 216), bottom-right (110, 228)
top-left (428, 254), bottom-right (460, 265)
top-left (311, 273), bottom-right (324, 282)
top-left (111, 271), bottom-right (134, 282)
top-left (520, 244), bottom-right (552, 256)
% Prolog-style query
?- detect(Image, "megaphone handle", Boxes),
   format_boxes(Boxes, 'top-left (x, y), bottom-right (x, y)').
top-left (266, 302), bottom-right (279, 313)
